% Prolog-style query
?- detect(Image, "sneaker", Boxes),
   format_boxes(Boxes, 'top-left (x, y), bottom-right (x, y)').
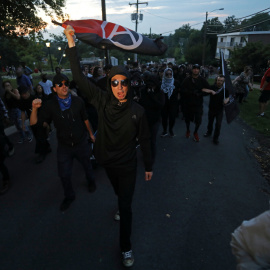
top-left (213, 139), bottom-right (219, 145)
top-left (193, 132), bottom-right (200, 142)
top-left (60, 197), bottom-right (75, 212)
top-left (8, 147), bottom-right (15, 157)
top-left (28, 136), bottom-right (33, 143)
top-left (185, 130), bottom-right (190, 138)
top-left (169, 130), bottom-right (175, 137)
top-left (257, 113), bottom-right (265, 117)
top-left (160, 131), bottom-right (168, 137)
top-left (204, 132), bottom-right (211, 137)
top-left (17, 138), bottom-right (24, 144)
top-left (122, 250), bottom-right (134, 267)
top-left (114, 210), bottom-right (120, 221)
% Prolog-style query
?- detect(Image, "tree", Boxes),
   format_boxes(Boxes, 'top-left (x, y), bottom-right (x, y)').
top-left (223, 16), bottom-right (240, 33)
top-left (229, 42), bottom-right (270, 74)
top-left (0, 0), bottom-right (67, 38)
top-left (240, 12), bottom-right (270, 31)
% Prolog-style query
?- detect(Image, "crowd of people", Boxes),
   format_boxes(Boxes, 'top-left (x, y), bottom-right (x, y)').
top-left (0, 25), bottom-right (269, 267)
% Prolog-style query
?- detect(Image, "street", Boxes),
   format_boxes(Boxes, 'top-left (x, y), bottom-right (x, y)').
top-left (0, 97), bottom-right (269, 270)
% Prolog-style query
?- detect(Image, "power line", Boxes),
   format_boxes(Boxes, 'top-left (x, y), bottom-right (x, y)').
top-left (236, 7), bottom-right (270, 20)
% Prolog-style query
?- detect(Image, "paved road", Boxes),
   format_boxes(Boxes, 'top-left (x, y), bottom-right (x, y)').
top-left (0, 97), bottom-right (269, 270)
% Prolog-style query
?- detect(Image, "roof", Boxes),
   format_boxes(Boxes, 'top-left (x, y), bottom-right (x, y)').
top-left (217, 31), bottom-right (270, 37)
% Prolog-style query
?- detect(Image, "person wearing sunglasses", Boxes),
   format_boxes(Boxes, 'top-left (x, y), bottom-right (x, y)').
top-left (30, 73), bottom-right (96, 212)
top-left (63, 25), bottom-right (153, 268)
top-left (160, 68), bottom-right (181, 137)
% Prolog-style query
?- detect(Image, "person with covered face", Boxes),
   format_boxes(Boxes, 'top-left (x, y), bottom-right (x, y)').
top-left (160, 68), bottom-right (181, 137)
top-left (64, 25), bottom-right (153, 268)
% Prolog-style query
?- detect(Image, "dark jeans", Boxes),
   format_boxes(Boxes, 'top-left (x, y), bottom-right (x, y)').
top-left (105, 164), bottom-right (137, 252)
top-left (185, 110), bottom-right (203, 133)
top-left (0, 133), bottom-right (9, 181)
top-left (207, 109), bottom-right (224, 140)
top-left (161, 102), bottom-right (178, 132)
top-left (31, 124), bottom-right (51, 154)
top-left (57, 138), bottom-right (94, 199)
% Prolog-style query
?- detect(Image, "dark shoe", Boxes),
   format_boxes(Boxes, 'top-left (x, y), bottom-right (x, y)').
top-left (122, 250), bottom-right (134, 267)
top-left (0, 180), bottom-right (9, 195)
top-left (35, 154), bottom-right (46, 164)
top-left (193, 132), bottom-right (200, 142)
top-left (169, 130), bottom-right (175, 137)
top-left (213, 139), bottom-right (219, 145)
top-left (88, 181), bottom-right (96, 193)
top-left (60, 197), bottom-right (75, 212)
top-left (114, 210), bottom-right (120, 221)
top-left (160, 131), bottom-right (168, 137)
top-left (204, 132), bottom-right (211, 137)
top-left (8, 147), bottom-right (15, 157)
top-left (185, 130), bottom-right (190, 138)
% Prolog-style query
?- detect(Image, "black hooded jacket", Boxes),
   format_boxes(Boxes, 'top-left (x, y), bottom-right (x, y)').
top-left (67, 47), bottom-right (152, 171)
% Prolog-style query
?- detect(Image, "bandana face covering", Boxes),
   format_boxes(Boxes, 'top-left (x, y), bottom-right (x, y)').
top-left (161, 68), bottom-right (175, 99)
top-left (57, 93), bottom-right (72, 111)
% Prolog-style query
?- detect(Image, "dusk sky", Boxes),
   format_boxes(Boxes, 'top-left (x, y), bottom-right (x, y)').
top-left (42, 0), bottom-right (269, 37)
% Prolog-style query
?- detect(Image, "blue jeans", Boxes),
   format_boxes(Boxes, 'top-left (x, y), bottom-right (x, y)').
top-left (10, 108), bottom-right (32, 140)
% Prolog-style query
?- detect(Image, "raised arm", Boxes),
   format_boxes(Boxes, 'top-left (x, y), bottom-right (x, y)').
top-left (64, 25), bottom-right (105, 107)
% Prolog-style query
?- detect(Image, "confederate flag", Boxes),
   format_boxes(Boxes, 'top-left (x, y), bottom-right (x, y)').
top-left (56, 19), bottom-right (167, 56)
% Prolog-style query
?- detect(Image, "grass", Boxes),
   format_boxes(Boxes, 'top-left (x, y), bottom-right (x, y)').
top-left (239, 88), bottom-right (270, 137)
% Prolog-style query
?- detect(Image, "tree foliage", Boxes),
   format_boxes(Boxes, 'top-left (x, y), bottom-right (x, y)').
top-left (0, 0), bottom-right (67, 37)
top-left (229, 42), bottom-right (270, 74)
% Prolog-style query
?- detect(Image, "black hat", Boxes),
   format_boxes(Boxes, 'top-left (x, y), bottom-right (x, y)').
top-left (192, 64), bottom-right (200, 69)
top-left (53, 73), bottom-right (69, 86)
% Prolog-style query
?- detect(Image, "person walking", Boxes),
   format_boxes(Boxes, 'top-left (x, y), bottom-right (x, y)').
top-left (30, 73), bottom-right (96, 211)
top-left (160, 68), bottom-right (181, 137)
top-left (203, 75), bottom-right (229, 145)
top-left (258, 59), bottom-right (270, 117)
top-left (181, 64), bottom-right (215, 142)
top-left (64, 25), bottom-right (153, 268)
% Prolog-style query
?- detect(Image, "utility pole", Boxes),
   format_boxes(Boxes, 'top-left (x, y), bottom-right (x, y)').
top-left (129, 0), bottom-right (148, 62)
top-left (101, 0), bottom-right (109, 65)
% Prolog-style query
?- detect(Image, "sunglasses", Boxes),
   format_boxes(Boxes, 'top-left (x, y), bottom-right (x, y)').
top-left (111, 79), bottom-right (128, 87)
top-left (56, 81), bottom-right (69, 87)
top-left (166, 73), bottom-right (172, 77)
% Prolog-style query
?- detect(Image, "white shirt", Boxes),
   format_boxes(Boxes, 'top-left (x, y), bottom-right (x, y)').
top-left (39, 80), bottom-right (53, 95)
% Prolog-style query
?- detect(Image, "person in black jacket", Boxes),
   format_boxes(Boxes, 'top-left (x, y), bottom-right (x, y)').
top-left (203, 75), bottom-right (229, 145)
top-left (30, 73), bottom-right (96, 212)
top-left (137, 74), bottom-right (165, 163)
top-left (181, 64), bottom-right (215, 142)
top-left (64, 25), bottom-right (153, 268)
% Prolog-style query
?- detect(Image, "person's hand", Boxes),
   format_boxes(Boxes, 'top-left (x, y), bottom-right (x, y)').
top-left (145, 171), bottom-right (153, 181)
top-left (64, 25), bottom-right (76, 43)
top-left (32, 99), bottom-right (42, 109)
top-left (211, 90), bottom-right (216, 95)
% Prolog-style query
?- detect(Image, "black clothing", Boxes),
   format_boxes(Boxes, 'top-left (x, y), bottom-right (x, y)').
top-left (36, 93), bottom-right (94, 199)
top-left (38, 95), bottom-right (88, 147)
top-left (206, 84), bottom-right (229, 141)
top-left (67, 46), bottom-right (152, 252)
top-left (67, 47), bottom-right (152, 171)
top-left (161, 79), bottom-right (180, 133)
top-left (17, 95), bottom-right (35, 118)
top-left (181, 75), bottom-right (210, 114)
top-left (181, 75), bottom-right (210, 132)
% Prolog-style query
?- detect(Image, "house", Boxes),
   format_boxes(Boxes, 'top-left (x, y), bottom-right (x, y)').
top-left (215, 31), bottom-right (270, 60)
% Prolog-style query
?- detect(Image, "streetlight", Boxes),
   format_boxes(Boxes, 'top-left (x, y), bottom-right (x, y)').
top-left (202, 8), bottom-right (224, 66)
top-left (46, 42), bottom-right (54, 72)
